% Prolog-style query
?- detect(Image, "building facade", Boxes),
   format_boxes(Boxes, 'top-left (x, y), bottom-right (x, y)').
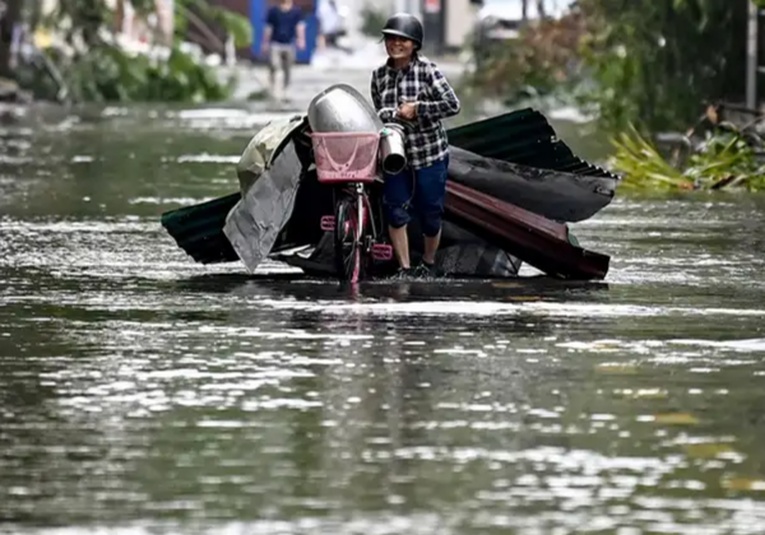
top-left (356, 0), bottom-right (477, 54)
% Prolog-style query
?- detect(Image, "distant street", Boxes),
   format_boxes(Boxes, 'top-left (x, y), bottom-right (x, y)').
top-left (227, 36), bottom-right (466, 111)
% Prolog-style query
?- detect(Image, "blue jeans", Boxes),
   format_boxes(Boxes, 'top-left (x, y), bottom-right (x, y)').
top-left (383, 157), bottom-right (449, 237)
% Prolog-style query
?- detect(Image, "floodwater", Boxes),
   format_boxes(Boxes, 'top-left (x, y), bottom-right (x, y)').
top-left (1, 102), bottom-right (765, 535)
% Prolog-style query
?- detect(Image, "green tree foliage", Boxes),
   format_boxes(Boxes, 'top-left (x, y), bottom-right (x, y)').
top-left (577, 0), bottom-right (748, 133)
top-left (466, 11), bottom-right (589, 104)
top-left (468, 0), bottom-right (754, 135)
top-left (26, 0), bottom-right (251, 102)
top-left (360, 5), bottom-right (387, 38)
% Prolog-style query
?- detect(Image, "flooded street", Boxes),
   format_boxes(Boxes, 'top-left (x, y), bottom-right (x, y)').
top-left (2, 102), bottom-right (765, 535)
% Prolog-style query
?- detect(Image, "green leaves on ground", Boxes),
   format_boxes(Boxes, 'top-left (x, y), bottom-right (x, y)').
top-left (611, 126), bottom-right (765, 192)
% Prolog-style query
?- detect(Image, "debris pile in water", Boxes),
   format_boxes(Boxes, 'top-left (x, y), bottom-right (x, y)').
top-left (612, 104), bottom-right (765, 192)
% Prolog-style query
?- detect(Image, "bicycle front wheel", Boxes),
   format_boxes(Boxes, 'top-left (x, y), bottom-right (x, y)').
top-left (333, 195), bottom-right (364, 283)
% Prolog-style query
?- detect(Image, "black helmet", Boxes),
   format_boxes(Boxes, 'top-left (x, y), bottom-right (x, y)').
top-left (381, 12), bottom-right (424, 49)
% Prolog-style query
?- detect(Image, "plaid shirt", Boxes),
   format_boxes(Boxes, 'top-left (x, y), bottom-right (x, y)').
top-left (370, 55), bottom-right (460, 170)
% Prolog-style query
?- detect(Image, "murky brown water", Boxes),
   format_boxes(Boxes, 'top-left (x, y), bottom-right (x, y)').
top-left (2, 103), bottom-right (765, 534)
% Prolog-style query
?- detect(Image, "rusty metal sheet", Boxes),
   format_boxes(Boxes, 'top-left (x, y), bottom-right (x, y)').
top-left (444, 180), bottom-right (610, 280)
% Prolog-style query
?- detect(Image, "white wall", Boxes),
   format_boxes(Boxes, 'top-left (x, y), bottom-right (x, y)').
top-left (344, 0), bottom-right (422, 40)
top-left (444, 0), bottom-right (477, 49)
top-left (344, 0), bottom-right (472, 50)
top-left (396, 0), bottom-right (423, 17)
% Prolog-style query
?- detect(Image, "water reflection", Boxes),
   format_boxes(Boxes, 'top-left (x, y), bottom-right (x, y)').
top-left (1, 103), bottom-right (765, 534)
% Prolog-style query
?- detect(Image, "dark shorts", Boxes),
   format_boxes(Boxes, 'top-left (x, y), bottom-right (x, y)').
top-left (383, 156), bottom-right (449, 237)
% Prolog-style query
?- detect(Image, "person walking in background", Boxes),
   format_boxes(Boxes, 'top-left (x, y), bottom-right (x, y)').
top-left (317, 0), bottom-right (350, 53)
top-left (261, 0), bottom-right (305, 101)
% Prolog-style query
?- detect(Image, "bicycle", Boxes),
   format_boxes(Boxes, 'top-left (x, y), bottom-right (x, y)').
top-left (309, 131), bottom-right (394, 283)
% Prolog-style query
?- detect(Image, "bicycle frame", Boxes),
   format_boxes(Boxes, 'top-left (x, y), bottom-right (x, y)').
top-left (308, 123), bottom-right (396, 282)
top-left (319, 181), bottom-right (393, 283)
top-left (349, 183), bottom-right (366, 283)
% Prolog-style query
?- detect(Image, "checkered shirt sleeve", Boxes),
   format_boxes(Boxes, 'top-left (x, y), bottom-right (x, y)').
top-left (370, 56), bottom-right (461, 169)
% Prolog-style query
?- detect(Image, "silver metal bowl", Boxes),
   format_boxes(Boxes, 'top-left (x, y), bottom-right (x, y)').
top-left (307, 83), bottom-right (383, 134)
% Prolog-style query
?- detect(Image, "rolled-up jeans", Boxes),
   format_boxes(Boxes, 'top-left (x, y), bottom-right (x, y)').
top-left (383, 156), bottom-right (449, 237)
top-left (268, 43), bottom-right (295, 88)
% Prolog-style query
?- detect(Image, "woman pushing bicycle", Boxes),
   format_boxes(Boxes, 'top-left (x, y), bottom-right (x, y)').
top-left (370, 12), bottom-right (461, 279)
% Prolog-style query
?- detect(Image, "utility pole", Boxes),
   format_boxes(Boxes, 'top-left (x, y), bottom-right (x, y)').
top-left (747, 0), bottom-right (759, 110)
top-left (537, 0), bottom-right (546, 19)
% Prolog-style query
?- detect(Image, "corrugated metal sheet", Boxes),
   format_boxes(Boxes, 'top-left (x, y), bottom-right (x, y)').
top-left (445, 180), bottom-right (610, 279)
top-left (161, 192), bottom-right (240, 264)
top-left (447, 108), bottom-right (620, 179)
top-left (162, 108), bottom-right (617, 265)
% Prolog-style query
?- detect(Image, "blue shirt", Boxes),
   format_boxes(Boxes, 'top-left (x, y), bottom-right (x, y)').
top-left (266, 6), bottom-right (303, 44)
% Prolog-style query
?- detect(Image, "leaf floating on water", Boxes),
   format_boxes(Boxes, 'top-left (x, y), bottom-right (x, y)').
top-left (654, 413), bottom-right (699, 426)
top-left (683, 443), bottom-right (735, 459)
top-left (610, 124), bottom-right (765, 192)
top-left (722, 478), bottom-right (765, 492)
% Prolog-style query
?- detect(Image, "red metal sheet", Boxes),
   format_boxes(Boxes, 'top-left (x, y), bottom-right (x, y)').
top-left (444, 181), bottom-right (610, 280)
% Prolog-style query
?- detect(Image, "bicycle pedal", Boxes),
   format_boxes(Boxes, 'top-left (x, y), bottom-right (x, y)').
top-left (320, 215), bottom-right (335, 231)
top-left (371, 243), bottom-right (393, 261)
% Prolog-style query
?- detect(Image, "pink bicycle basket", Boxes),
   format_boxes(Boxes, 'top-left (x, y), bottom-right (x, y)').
top-left (310, 132), bottom-right (380, 183)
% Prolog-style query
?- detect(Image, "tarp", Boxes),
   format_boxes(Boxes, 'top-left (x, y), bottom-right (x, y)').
top-left (236, 114), bottom-right (306, 193)
top-left (223, 140), bottom-right (304, 272)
